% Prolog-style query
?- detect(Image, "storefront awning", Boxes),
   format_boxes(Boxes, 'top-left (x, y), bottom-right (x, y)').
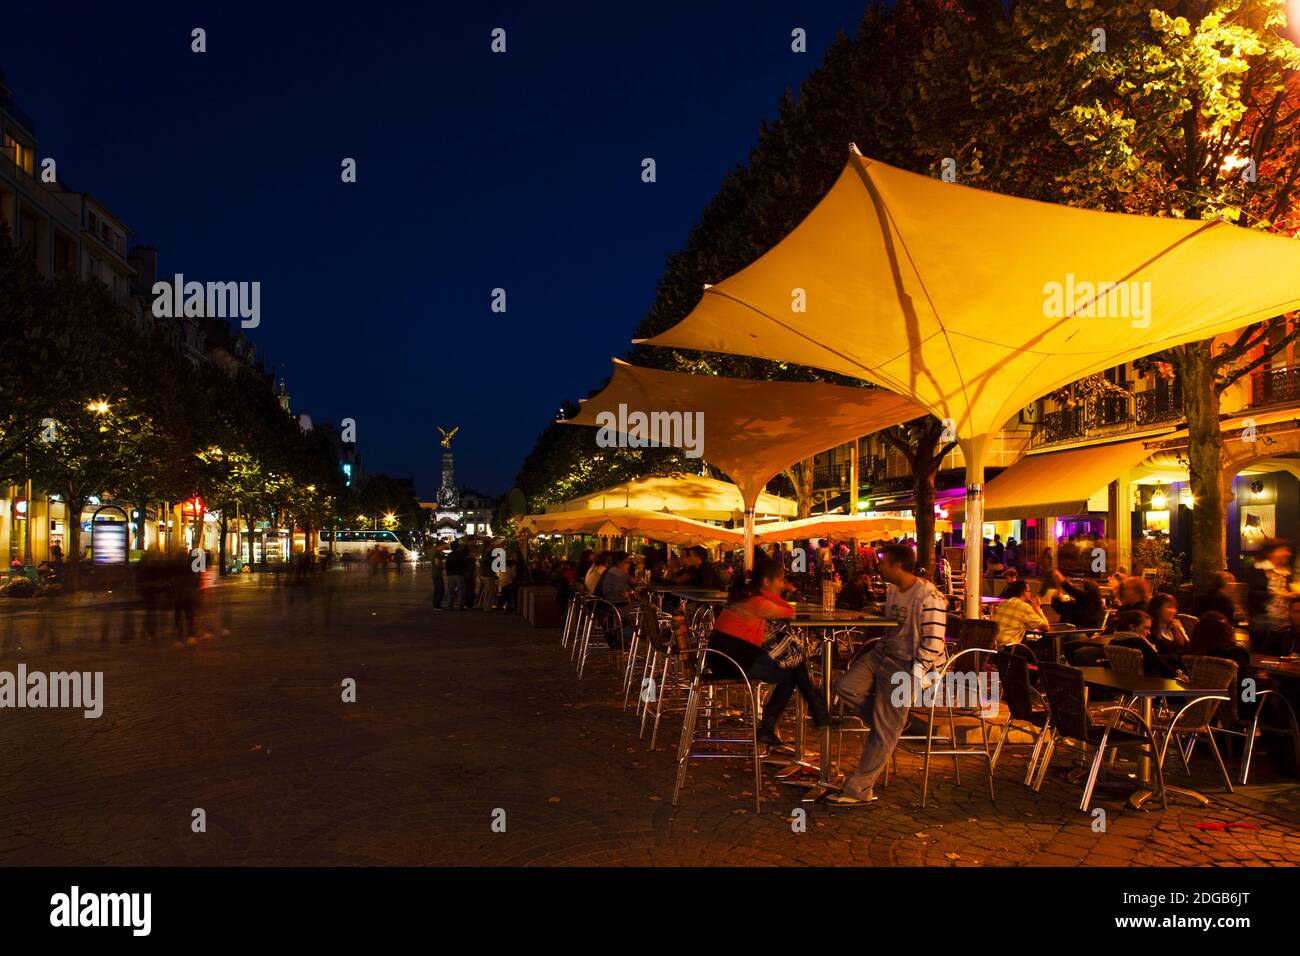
top-left (950, 438), bottom-right (1155, 522)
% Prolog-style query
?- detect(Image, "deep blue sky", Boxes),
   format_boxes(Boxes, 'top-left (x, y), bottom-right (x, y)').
top-left (5, 1), bottom-right (870, 497)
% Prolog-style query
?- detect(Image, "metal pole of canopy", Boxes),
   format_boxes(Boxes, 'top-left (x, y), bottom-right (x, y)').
top-left (964, 454), bottom-right (985, 621)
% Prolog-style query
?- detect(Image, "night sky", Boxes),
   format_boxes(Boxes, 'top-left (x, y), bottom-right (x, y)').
top-left (5, 1), bottom-right (870, 497)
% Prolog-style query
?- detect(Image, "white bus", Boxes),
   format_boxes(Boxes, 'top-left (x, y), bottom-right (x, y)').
top-left (319, 530), bottom-right (419, 562)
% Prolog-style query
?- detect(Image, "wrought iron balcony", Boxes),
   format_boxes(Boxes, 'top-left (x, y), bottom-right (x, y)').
top-left (1250, 365), bottom-right (1300, 408)
top-left (1135, 381), bottom-right (1183, 425)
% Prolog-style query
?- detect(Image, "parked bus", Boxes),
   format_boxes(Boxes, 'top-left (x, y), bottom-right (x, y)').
top-left (319, 530), bottom-right (419, 563)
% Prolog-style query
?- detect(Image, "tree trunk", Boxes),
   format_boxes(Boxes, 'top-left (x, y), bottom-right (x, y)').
top-left (136, 497), bottom-right (148, 552)
top-left (914, 467), bottom-right (938, 574)
top-left (218, 510), bottom-right (228, 576)
top-left (1177, 342), bottom-right (1227, 595)
top-left (65, 492), bottom-right (86, 590)
top-left (786, 458), bottom-right (815, 519)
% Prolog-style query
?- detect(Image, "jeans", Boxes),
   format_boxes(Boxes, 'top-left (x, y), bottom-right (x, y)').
top-left (446, 574), bottom-right (466, 610)
top-left (834, 646), bottom-right (913, 797)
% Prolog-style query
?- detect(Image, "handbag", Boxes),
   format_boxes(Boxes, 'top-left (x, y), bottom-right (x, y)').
top-left (762, 625), bottom-right (804, 670)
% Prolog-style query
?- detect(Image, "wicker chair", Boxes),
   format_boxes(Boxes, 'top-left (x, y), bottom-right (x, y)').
top-left (1105, 644), bottom-right (1145, 677)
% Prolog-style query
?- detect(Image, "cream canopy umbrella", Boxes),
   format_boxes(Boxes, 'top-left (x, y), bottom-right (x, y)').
top-left (550, 472), bottom-right (795, 521)
top-left (752, 513), bottom-right (951, 544)
top-left (566, 359), bottom-right (924, 568)
top-left (643, 148), bottom-right (1300, 615)
top-left (518, 507), bottom-right (744, 548)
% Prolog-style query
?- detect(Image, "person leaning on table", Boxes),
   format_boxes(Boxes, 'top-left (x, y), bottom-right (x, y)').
top-left (826, 543), bottom-right (948, 807)
top-left (704, 552), bottom-right (839, 746)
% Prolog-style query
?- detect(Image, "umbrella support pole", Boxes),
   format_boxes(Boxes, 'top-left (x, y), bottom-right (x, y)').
top-left (964, 478), bottom-right (983, 620)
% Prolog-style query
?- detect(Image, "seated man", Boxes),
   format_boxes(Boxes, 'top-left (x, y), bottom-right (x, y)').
top-left (992, 579), bottom-right (1050, 647)
top-left (1049, 570), bottom-right (1106, 629)
top-left (595, 551), bottom-right (635, 647)
top-left (827, 544), bottom-right (947, 807)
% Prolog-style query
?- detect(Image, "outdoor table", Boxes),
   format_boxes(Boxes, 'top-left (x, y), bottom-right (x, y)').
top-left (1251, 654), bottom-right (1300, 679)
top-left (1075, 667), bottom-right (1226, 809)
top-left (777, 611), bottom-right (895, 803)
top-left (1027, 625), bottom-right (1108, 663)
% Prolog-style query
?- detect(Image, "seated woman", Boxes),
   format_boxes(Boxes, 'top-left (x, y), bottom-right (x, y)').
top-left (1148, 592), bottom-right (1190, 657)
top-left (992, 579), bottom-right (1050, 648)
top-left (1185, 611), bottom-right (1249, 669)
top-left (1108, 609), bottom-right (1182, 679)
top-left (706, 553), bottom-right (839, 746)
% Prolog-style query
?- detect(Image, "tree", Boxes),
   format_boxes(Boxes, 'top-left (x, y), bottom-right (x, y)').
top-left (911, 0), bottom-right (1300, 590)
top-left (880, 418), bottom-right (958, 573)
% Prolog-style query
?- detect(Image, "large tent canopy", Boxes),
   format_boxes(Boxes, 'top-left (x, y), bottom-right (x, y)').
top-left (753, 513), bottom-right (950, 544)
top-left (642, 148), bottom-right (1300, 614)
top-left (518, 507), bottom-right (744, 548)
top-left (641, 149), bottom-right (1300, 471)
top-left (567, 359), bottom-right (922, 508)
top-left (549, 473), bottom-right (795, 521)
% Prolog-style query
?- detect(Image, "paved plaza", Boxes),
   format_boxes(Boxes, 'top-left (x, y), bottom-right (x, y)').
top-left (0, 571), bottom-right (1297, 866)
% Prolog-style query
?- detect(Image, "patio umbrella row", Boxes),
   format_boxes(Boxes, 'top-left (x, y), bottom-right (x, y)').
top-left (519, 507), bottom-right (929, 549)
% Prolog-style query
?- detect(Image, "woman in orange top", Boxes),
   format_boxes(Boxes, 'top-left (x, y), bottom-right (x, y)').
top-left (706, 553), bottom-right (838, 746)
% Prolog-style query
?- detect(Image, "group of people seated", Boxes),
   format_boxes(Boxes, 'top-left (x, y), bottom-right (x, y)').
top-left (989, 551), bottom-right (1300, 683)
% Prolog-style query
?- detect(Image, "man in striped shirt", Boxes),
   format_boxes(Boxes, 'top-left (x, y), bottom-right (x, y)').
top-left (828, 543), bottom-right (948, 806)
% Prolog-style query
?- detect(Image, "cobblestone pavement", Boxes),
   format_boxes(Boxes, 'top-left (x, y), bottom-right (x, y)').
top-left (0, 571), bottom-right (1298, 866)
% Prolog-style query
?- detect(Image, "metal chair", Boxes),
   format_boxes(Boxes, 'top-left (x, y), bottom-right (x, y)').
top-left (1155, 655), bottom-right (1234, 792)
top-left (575, 598), bottom-right (625, 679)
top-left (568, 593), bottom-right (595, 662)
top-left (620, 600), bottom-right (659, 709)
top-left (1034, 661), bottom-right (1167, 811)
top-left (1207, 657), bottom-right (1300, 784)
top-left (990, 647), bottom-right (1051, 784)
top-left (1177, 613), bottom-right (1199, 635)
top-left (639, 612), bottom-right (697, 748)
top-left (894, 647), bottom-right (997, 808)
top-left (672, 647), bottom-right (766, 813)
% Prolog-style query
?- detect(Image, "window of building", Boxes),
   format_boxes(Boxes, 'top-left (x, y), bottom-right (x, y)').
top-left (4, 131), bottom-right (34, 175)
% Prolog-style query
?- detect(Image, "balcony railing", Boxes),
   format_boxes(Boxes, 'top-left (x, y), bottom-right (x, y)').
top-left (1135, 381), bottom-right (1183, 425)
top-left (1030, 382), bottom-right (1192, 449)
top-left (1251, 365), bottom-right (1300, 408)
top-left (812, 462), bottom-right (851, 490)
